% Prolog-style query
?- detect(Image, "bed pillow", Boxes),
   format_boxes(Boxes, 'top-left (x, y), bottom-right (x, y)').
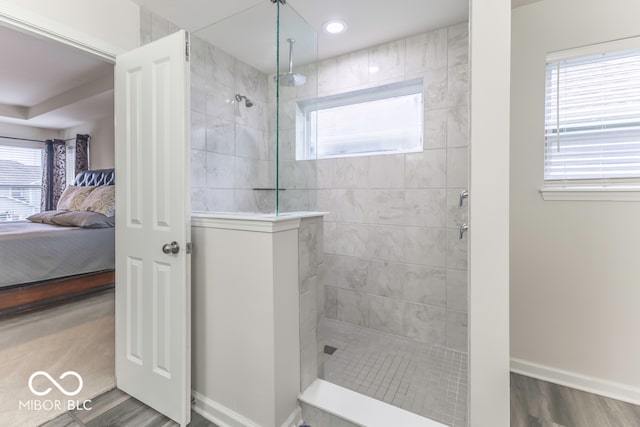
top-left (51, 211), bottom-right (115, 228)
top-left (57, 185), bottom-right (96, 211)
top-left (26, 210), bottom-right (65, 224)
top-left (80, 185), bottom-right (115, 217)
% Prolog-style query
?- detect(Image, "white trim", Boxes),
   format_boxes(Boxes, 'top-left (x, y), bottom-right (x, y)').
top-left (0, 2), bottom-right (121, 62)
top-left (191, 214), bottom-right (300, 233)
top-left (299, 379), bottom-right (446, 427)
top-left (469, 0), bottom-right (511, 425)
top-left (510, 358), bottom-right (640, 406)
top-left (546, 35), bottom-right (640, 63)
top-left (191, 212), bottom-right (325, 233)
top-left (540, 185), bottom-right (640, 201)
top-left (191, 391), bottom-right (261, 427)
top-left (281, 406), bottom-right (303, 427)
top-left (192, 392), bottom-right (302, 427)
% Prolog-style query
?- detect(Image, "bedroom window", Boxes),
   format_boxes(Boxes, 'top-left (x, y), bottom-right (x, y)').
top-left (542, 37), bottom-right (640, 200)
top-left (0, 144), bottom-right (44, 221)
top-left (296, 78), bottom-right (424, 160)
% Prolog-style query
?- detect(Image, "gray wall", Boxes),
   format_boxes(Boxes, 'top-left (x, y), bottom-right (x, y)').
top-left (141, 9), bottom-right (469, 353)
top-left (276, 24), bottom-right (470, 352)
top-left (189, 36), bottom-right (273, 213)
top-left (298, 216), bottom-right (324, 391)
top-left (141, 8), bottom-right (274, 214)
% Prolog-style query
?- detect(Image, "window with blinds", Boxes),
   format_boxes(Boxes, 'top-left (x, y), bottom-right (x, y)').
top-left (0, 143), bottom-right (44, 221)
top-left (544, 47), bottom-right (640, 182)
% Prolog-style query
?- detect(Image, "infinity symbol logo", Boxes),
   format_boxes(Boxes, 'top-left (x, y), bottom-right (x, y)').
top-left (28, 371), bottom-right (83, 397)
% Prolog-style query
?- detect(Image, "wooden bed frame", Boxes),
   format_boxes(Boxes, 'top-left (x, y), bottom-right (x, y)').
top-left (0, 270), bottom-right (114, 316)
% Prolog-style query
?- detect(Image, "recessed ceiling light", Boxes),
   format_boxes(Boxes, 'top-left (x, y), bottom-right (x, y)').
top-left (323, 20), bottom-right (347, 35)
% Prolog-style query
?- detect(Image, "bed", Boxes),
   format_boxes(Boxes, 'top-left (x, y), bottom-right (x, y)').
top-left (0, 169), bottom-right (116, 315)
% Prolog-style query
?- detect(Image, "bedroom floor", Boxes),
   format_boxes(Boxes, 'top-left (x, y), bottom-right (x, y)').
top-left (0, 290), bottom-right (116, 427)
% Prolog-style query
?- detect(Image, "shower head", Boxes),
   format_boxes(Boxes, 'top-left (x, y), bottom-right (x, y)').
top-left (279, 73), bottom-right (307, 87)
top-left (275, 38), bottom-right (307, 87)
top-left (235, 94), bottom-right (254, 108)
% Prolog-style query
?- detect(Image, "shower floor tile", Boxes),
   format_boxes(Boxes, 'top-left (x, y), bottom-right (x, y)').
top-left (321, 319), bottom-right (468, 427)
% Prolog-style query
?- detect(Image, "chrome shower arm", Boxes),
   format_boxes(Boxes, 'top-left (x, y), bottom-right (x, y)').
top-left (287, 38), bottom-right (295, 73)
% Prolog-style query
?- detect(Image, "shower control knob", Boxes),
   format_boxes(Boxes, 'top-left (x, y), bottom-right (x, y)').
top-left (459, 224), bottom-right (469, 240)
top-left (459, 190), bottom-right (469, 207)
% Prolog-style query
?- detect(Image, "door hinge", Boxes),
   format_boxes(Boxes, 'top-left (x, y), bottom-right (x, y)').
top-left (185, 32), bottom-right (190, 62)
top-left (186, 242), bottom-right (193, 254)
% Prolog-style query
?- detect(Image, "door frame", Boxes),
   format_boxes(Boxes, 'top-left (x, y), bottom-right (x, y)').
top-left (0, 3), bottom-right (120, 63)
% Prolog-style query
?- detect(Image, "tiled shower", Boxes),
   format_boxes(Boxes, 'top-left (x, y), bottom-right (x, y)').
top-left (312, 25), bottom-right (469, 354)
top-left (141, 5), bottom-right (469, 426)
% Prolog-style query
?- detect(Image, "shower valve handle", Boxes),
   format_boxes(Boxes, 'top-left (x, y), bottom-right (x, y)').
top-left (459, 190), bottom-right (469, 207)
top-left (459, 224), bottom-right (469, 240)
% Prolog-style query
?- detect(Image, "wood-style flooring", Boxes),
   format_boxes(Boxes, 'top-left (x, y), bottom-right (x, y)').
top-left (41, 388), bottom-right (216, 427)
top-left (41, 373), bottom-right (640, 426)
top-left (511, 373), bottom-right (640, 427)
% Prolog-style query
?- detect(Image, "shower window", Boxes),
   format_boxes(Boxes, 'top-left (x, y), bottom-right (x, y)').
top-left (296, 78), bottom-right (424, 160)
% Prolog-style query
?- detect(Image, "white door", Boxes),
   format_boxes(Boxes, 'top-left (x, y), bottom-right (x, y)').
top-left (114, 30), bottom-right (191, 426)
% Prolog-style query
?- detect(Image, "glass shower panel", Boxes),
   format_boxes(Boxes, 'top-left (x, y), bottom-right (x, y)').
top-left (275, 3), bottom-right (318, 214)
top-left (192, 2), bottom-right (278, 214)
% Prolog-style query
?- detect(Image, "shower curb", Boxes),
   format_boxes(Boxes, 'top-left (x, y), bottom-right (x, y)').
top-left (298, 379), bottom-right (446, 427)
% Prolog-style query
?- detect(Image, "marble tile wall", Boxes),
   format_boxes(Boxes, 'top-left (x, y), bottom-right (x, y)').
top-left (299, 216), bottom-right (325, 392)
top-left (277, 23), bottom-right (470, 352)
top-left (190, 36), bottom-right (274, 213)
top-left (141, 10), bottom-right (469, 352)
top-left (141, 8), bottom-right (275, 214)
top-left (268, 63), bottom-right (319, 212)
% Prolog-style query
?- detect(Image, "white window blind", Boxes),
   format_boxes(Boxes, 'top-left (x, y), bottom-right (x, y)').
top-left (544, 48), bottom-right (640, 181)
top-left (0, 143), bottom-right (44, 221)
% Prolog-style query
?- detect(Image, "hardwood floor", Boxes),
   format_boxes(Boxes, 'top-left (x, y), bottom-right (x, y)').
top-left (41, 388), bottom-right (215, 427)
top-left (42, 373), bottom-right (640, 426)
top-left (511, 373), bottom-right (640, 427)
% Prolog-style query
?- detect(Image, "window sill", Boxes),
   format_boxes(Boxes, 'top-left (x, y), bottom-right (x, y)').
top-left (540, 185), bottom-right (640, 201)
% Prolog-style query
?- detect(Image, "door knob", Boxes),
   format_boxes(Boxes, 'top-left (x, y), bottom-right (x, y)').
top-left (162, 241), bottom-right (180, 254)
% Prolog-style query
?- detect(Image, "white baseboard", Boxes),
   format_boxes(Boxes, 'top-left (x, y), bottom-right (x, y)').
top-left (192, 391), bottom-right (261, 427)
top-left (281, 406), bottom-right (303, 427)
top-left (510, 358), bottom-right (640, 406)
top-left (192, 391), bottom-right (302, 427)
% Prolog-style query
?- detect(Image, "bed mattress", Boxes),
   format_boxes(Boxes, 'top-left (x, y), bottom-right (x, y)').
top-left (0, 221), bottom-right (115, 288)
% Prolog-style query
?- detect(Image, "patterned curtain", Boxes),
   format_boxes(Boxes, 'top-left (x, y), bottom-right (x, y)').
top-left (75, 134), bottom-right (90, 174)
top-left (41, 139), bottom-right (67, 211)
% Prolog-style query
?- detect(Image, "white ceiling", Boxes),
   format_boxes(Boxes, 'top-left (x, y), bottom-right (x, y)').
top-left (0, 0), bottom-right (540, 131)
top-left (132, 0), bottom-right (470, 73)
top-left (0, 25), bottom-right (113, 130)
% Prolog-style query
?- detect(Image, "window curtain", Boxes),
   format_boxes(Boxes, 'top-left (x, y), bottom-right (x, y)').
top-left (41, 135), bottom-right (90, 211)
top-left (75, 134), bottom-right (90, 174)
top-left (41, 139), bottom-right (67, 211)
